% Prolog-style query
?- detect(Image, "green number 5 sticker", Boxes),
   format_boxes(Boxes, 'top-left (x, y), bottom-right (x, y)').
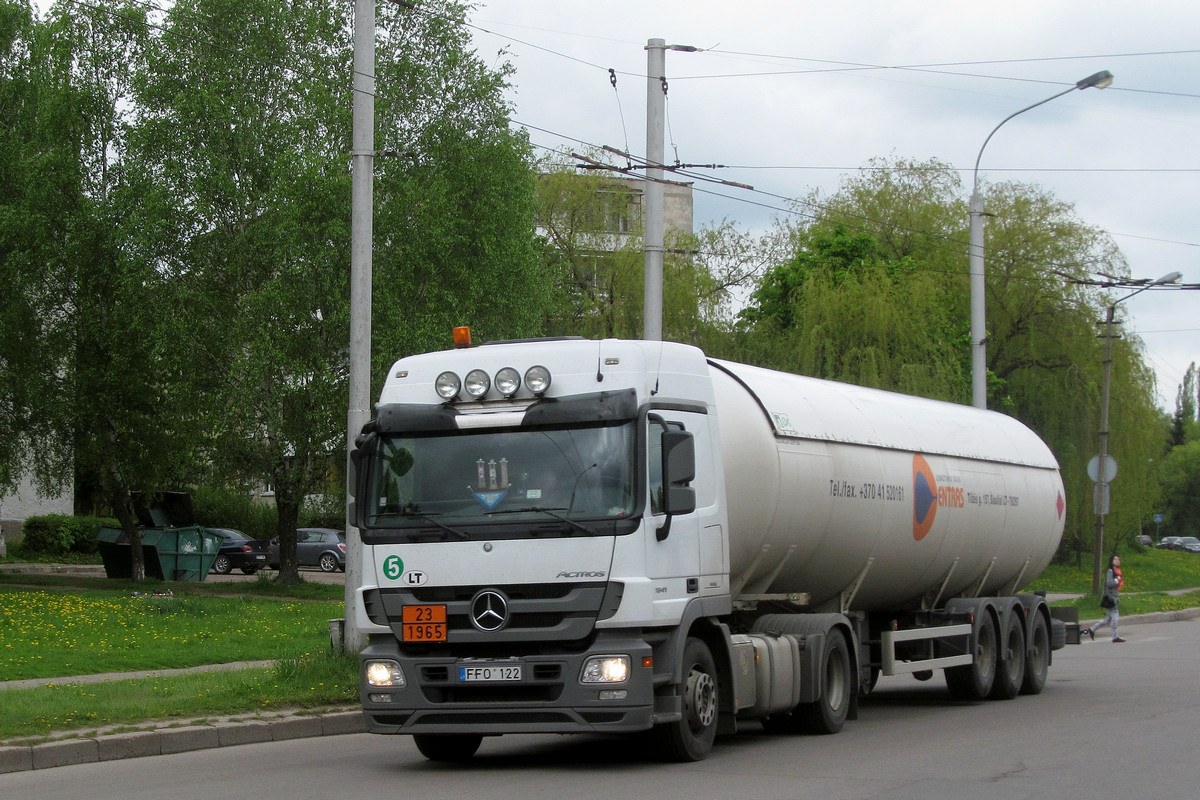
top-left (383, 554), bottom-right (404, 581)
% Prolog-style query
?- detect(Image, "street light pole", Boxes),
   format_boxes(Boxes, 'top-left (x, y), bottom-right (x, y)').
top-left (968, 70), bottom-right (1113, 409)
top-left (1091, 270), bottom-right (1182, 593)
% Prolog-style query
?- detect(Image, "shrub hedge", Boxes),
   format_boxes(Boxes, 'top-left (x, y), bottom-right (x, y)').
top-left (22, 514), bottom-right (118, 556)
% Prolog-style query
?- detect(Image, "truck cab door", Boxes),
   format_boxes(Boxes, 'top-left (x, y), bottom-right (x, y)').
top-left (646, 412), bottom-right (723, 600)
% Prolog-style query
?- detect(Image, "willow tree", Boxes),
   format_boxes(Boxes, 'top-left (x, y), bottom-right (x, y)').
top-left (739, 158), bottom-right (970, 401)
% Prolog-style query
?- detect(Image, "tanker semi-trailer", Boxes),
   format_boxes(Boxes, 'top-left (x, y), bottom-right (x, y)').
top-left (350, 335), bottom-right (1073, 763)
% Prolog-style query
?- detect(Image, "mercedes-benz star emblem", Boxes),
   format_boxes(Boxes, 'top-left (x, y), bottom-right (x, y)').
top-left (469, 590), bottom-right (509, 632)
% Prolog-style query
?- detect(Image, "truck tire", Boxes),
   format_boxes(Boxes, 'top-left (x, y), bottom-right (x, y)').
top-left (945, 611), bottom-right (997, 700)
top-left (1021, 612), bottom-right (1050, 695)
top-left (653, 637), bottom-right (718, 762)
top-left (413, 733), bottom-right (483, 762)
top-left (795, 628), bottom-right (852, 734)
top-left (989, 610), bottom-right (1026, 700)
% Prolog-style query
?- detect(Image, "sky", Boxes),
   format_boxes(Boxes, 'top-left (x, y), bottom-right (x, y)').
top-left (464, 0), bottom-right (1200, 412)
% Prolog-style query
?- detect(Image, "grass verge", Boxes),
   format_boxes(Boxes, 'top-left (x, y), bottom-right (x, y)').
top-left (0, 648), bottom-right (358, 742)
top-left (1, 587), bottom-right (343, 680)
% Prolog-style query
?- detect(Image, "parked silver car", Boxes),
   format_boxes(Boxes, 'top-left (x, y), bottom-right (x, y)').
top-left (269, 528), bottom-right (346, 572)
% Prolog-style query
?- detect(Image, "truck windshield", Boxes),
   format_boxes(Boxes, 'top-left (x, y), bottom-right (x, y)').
top-left (363, 421), bottom-right (636, 531)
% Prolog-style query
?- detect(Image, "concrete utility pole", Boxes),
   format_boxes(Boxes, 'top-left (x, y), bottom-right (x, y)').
top-left (1091, 270), bottom-right (1181, 593)
top-left (642, 39), bottom-right (697, 342)
top-left (344, 0), bottom-right (375, 653)
top-left (643, 39), bottom-right (666, 342)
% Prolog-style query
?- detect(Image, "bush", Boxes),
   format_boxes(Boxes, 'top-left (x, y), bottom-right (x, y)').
top-left (190, 484), bottom-right (345, 539)
top-left (22, 515), bottom-right (118, 557)
top-left (190, 485), bottom-right (278, 540)
top-left (301, 491), bottom-right (346, 530)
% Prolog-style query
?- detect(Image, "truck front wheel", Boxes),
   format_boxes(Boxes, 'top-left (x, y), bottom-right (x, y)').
top-left (654, 637), bottom-right (719, 762)
top-left (413, 733), bottom-right (483, 762)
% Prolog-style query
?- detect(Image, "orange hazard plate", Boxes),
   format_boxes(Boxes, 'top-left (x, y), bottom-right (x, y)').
top-left (402, 604), bottom-right (447, 642)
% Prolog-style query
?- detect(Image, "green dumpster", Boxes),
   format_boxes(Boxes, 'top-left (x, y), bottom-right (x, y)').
top-left (97, 492), bottom-right (222, 581)
top-left (97, 526), bottom-right (221, 581)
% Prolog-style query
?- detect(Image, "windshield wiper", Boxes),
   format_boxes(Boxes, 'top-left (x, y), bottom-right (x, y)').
top-left (396, 509), bottom-right (469, 540)
top-left (490, 506), bottom-right (597, 536)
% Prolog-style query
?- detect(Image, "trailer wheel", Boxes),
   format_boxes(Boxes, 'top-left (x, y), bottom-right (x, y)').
top-left (945, 611), bottom-right (997, 700)
top-left (1021, 612), bottom-right (1050, 695)
top-left (989, 611), bottom-right (1026, 700)
top-left (796, 628), bottom-right (852, 734)
top-left (413, 733), bottom-right (483, 763)
top-left (654, 637), bottom-right (718, 761)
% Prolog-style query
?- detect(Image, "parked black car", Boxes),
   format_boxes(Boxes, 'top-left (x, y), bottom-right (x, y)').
top-left (269, 528), bottom-right (346, 573)
top-left (208, 528), bottom-right (271, 575)
top-left (1157, 536), bottom-right (1182, 550)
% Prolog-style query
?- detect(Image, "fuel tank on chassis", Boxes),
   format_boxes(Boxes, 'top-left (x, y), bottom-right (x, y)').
top-left (710, 360), bottom-right (1066, 611)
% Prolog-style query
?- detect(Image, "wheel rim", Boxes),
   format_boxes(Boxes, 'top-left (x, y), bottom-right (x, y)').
top-left (685, 667), bottom-right (717, 731)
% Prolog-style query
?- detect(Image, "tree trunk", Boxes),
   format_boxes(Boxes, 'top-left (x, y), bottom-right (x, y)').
top-left (109, 489), bottom-right (145, 582)
top-left (275, 469), bottom-right (303, 585)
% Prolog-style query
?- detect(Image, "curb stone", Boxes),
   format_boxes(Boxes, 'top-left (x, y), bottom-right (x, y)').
top-left (0, 709), bottom-right (364, 775)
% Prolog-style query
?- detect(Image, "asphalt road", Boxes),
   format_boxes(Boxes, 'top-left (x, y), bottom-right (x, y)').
top-left (4, 615), bottom-right (1198, 800)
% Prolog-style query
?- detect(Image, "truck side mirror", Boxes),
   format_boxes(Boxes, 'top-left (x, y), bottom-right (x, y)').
top-left (661, 430), bottom-right (696, 516)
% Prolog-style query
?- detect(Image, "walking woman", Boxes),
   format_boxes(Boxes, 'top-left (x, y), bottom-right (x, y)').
top-left (1085, 554), bottom-right (1126, 643)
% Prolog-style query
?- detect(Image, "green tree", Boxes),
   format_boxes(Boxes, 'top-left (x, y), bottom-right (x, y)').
top-left (2, 1), bottom-right (207, 580)
top-left (1170, 363), bottom-right (1197, 447)
top-left (119, 0), bottom-right (545, 582)
top-left (738, 159), bottom-right (970, 401)
top-left (1160, 432), bottom-right (1200, 538)
top-left (0, 0), bottom-right (59, 492)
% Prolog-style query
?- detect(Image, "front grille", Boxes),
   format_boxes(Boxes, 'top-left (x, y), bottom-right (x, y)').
top-left (377, 583), bottom-right (607, 645)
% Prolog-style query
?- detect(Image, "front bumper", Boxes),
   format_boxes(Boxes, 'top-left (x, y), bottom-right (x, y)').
top-left (360, 632), bottom-right (658, 735)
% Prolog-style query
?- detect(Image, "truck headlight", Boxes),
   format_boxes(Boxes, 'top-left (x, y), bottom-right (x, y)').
top-left (580, 655), bottom-right (630, 684)
top-left (525, 365), bottom-right (551, 395)
top-left (464, 369), bottom-right (490, 399)
top-left (435, 372), bottom-right (461, 400)
top-left (364, 659), bottom-right (406, 688)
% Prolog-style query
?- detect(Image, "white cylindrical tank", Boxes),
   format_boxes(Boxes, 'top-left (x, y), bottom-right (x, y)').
top-left (709, 359), bottom-right (1066, 612)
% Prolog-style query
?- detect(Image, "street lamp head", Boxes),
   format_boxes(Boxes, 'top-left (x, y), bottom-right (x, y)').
top-left (1153, 270), bottom-right (1183, 285)
top-left (1077, 70), bottom-right (1114, 90)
